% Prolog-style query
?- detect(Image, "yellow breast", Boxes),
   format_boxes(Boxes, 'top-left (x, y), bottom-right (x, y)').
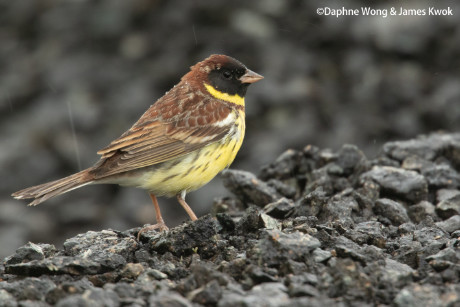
top-left (131, 110), bottom-right (245, 196)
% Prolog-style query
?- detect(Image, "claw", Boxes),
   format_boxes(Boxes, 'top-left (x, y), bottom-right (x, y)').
top-left (137, 222), bottom-right (169, 240)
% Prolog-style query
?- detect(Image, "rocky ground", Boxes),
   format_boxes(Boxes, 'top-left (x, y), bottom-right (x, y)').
top-left (1, 132), bottom-right (459, 306)
top-left (1, 0), bottom-right (460, 260)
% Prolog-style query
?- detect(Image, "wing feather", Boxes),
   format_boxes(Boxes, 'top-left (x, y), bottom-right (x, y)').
top-left (89, 86), bottom-right (235, 179)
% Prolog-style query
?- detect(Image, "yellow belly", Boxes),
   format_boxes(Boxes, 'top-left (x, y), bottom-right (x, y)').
top-left (118, 113), bottom-right (245, 197)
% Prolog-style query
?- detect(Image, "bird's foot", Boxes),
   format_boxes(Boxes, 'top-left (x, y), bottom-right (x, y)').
top-left (137, 222), bottom-right (169, 240)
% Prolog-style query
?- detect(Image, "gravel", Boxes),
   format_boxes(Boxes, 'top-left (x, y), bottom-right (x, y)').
top-left (2, 132), bottom-right (460, 306)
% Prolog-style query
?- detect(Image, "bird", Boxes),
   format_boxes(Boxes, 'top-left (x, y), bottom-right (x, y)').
top-left (12, 54), bottom-right (263, 237)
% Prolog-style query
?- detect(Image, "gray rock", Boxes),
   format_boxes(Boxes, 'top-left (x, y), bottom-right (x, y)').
top-left (305, 166), bottom-right (335, 195)
top-left (259, 213), bottom-right (282, 230)
top-left (394, 284), bottom-right (442, 307)
top-left (144, 268), bottom-right (168, 280)
top-left (334, 144), bottom-right (368, 176)
top-left (413, 227), bottom-right (449, 252)
top-left (45, 278), bottom-right (94, 305)
top-left (398, 222), bottom-right (416, 235)
top-left (280, 297), bottom-right (347, 307)
top-left (60, 230), bottom-right (138, 272)
top-left (437, 189), bottom-right (460, 202)
top-left (421, 164), bottom-right (460, 189)
top-left (222, 169), bottom-right (281, 207)
top-left (374, 198), bottom-right (410, 226)
top-left (215, 212), bottom-right (237, 233)
top-left (393, 235), bottom-right (422, 269)
top-left (256, 229), bottom-right (320, 266)
top-left (295, 188), bottom-right (329, 218)
top-left (0, 277), bottom-right (55, 301)
top-left (426, 248), bottom-right (459, 271)
top-left (219, 282), bottom-right (289, 307)
top-left (212, 197), bottom-right (245, 217)
top-left (0, 289), bottom-right (17, 307)
top-left (288, 283), bottom-right (320, 298)
top-left (264, 197), bottom-right (296, 219)
top-left (451, 230), bottom-right (460, 238)
top-left (4, 256), bottom-right (101, 276)
top-left (149, 291), bottom-right (192, 307)
top-left (286, 272), bottom-right (318, 287)
top-left (333, 236), bottom-right (369, 264)
top-left (63, 230), bottom-right (138, 260)
top-left (120, 263), bottom-right (144, 280)
top-left (345, 221), bottom-right (386, 248)
top-left (4, 243), bottom-right (56, 265)
top-left (266, 179), bottom-right (297, 199)
top-left (408, 201), bottom-right (436, 223)
top-left (236, 206), bottom-right (262, 233)
top-left (325, 258), bottom-right (372, 298)
top-left (381, 258), bottom-right (415, 285)
top-left (188, 280), bottom-right (222, 305)
top-left (13, 300), bottom-right (50, 307)
top-left (259, 149), bottom-right (300, 180)
top-left (435, 189), bottom-right (460, 219)
top-left (298, 145), bottom-right (321, 175)
top-left (181, 263), bottom-right (232, 297)
top-left (245, 265), bottom-right (278, 284)
top-left (439, 284), bottom-right (460, 306)
top-left (312, 248), bottom-right (332, 263)
top-left (56, 288), bottom-right (119, 307)
top-left (436, 215), bottom-right (460, 233)
top-left (236, 206), bottom-right (281, 234)
top-left (147, 215), bottom-right (220, 258)
top-left (319, 195), bottom-right (359, 225)
top-left (383, 133), bottom-right (460, 162)
top-left (361, 166), bottom-right (428, 202)
top-left (401, 155), bottom-right (432, 172)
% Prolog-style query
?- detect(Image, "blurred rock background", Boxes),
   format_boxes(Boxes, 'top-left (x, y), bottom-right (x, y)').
top-left (0, 0), bottom-right (459, 259)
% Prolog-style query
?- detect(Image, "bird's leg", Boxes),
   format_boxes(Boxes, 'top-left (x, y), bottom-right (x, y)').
top-left (137, 193), bottom-right (169, 240)
top-left (150, 193), bottom-right (167, 226)
top-left (177, 191), bottom-right (197, 221)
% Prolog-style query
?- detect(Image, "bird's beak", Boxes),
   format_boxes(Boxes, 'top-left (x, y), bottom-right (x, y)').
top-left (240, 69), bottom-right (264, 84)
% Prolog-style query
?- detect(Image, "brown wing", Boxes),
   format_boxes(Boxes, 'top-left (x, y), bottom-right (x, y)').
top-left (89, 86), bottom-right (233, 179)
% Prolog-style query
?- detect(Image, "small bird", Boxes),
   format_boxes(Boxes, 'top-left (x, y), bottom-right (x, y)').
top-left (12, 54), bottom-right (263, 236)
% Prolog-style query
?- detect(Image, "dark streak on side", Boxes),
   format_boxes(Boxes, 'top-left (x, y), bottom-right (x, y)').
top-left (163, 173), bottom-right (180, 182)
top-left (201, 162), bottom-right (210, 173)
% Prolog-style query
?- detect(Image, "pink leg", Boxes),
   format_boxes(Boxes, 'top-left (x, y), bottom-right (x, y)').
top-left (137, 193), bottom-right (169, 239)
top-left (177, 192), bottom-right (197, 221)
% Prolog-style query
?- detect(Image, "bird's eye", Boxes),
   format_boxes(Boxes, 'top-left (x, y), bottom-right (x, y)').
top-left (222, 70), bottom-right (232, 79)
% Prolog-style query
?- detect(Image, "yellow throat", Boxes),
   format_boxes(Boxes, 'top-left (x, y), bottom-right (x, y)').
top-left (204, 83), bottom-right (245, 106)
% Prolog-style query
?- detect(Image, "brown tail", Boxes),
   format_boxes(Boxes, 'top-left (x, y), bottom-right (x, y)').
top-left (12, 169), bottom-right (94, 206)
